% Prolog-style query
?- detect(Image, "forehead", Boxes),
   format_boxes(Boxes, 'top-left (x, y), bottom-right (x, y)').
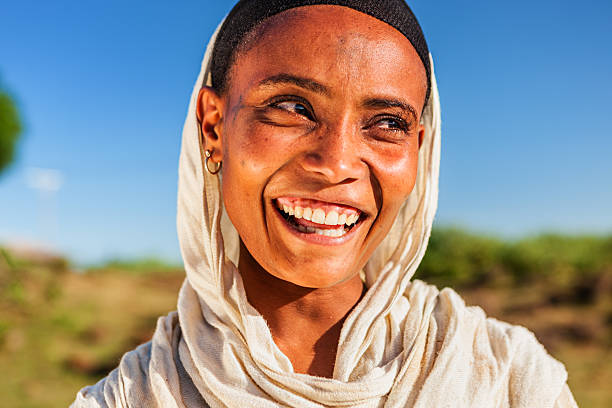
top-left (227, 5), bottom-right (428, 107)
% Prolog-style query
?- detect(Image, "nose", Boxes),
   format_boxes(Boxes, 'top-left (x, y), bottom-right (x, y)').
top-left (300, 117), bottom-right (367, 185)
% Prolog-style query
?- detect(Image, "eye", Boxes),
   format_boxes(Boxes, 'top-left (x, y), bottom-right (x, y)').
top-left (373, 116), bottom-right (410, 132)
top-left (362, 114), bottom-right (416, 143)
top-left (269, 98), bottom-right (315, 121)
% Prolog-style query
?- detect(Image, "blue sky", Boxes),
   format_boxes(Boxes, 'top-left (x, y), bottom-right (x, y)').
top-left (1, 0), bottom-right (611, 264)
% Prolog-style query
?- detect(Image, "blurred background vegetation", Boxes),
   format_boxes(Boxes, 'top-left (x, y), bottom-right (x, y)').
top-left (0, 228), bottom-right (610, 407)
top-left (0, 84), bottom-right (21, 177)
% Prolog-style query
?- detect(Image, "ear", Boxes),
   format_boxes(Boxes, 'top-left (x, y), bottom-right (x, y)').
top-left (417, 123), bottom-right (425, 149)
top-left (196, 86), bottom-right (224, 162)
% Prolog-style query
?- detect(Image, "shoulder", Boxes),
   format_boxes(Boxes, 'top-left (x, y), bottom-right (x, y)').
top-left (71, 312), bottom-right (181, 408)
top-left (412, 280), bottom-right (562, 360)
top-left (436, 283), bottom-right (567, 376)
top-left (71, 341), bottom-right (155, 407)
top-left (407, 280), bottom-right (570, 406)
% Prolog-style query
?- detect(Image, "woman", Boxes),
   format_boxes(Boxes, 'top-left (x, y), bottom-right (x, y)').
top-left (73, 0), bottom-right (577, 406)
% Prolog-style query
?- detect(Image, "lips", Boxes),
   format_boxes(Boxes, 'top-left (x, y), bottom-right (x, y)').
top-left (274, 197), bottom-right (364, 238)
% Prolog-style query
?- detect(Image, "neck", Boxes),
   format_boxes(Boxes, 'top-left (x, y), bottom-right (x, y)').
top-left (238, 244), bottom-right (364, 378)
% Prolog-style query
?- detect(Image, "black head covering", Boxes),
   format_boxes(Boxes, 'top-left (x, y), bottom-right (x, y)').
top-left (210, 0), bottom-right (431, 104)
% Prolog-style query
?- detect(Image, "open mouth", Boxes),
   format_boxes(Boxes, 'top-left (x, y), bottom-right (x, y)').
top-left (274, 197), bottom-right (365, 238)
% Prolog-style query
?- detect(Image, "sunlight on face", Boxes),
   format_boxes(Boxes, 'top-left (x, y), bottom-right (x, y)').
top-left (209, 5), bottom-right (427, 288)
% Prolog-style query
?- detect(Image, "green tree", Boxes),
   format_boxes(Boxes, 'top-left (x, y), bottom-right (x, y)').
top-left (0, 86), bottom-right (21, 175)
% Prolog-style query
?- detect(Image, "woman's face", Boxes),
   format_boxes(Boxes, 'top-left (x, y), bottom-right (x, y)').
top-left (199, 5), bottom-right (427, 288)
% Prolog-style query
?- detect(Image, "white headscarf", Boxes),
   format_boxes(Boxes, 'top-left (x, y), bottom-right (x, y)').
top-left (72, 12), bottom-right (577, 408)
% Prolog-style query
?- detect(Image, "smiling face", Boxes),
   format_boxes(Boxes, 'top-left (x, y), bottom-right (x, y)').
top-left (198, 5), bottom-right (428, 289)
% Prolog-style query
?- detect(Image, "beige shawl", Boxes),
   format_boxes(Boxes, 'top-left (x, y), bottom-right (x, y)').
top-left (72, 18), bottom-right (577, 408)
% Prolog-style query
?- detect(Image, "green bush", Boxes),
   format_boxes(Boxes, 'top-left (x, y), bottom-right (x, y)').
top-left (0, 87), bottom-right (21, 175)
top-left (416, 228), bottom-right (612, 303)
top-left (416, 228), bottom-right (504, 288)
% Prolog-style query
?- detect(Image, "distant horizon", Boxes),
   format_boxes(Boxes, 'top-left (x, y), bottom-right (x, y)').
top-left (2, 223), bottom-right (610, 267)
top-left (1, 0), bottom-right (611, 263)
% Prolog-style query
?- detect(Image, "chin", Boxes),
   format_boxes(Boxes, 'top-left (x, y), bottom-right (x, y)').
top-left (272, 258), bottom-right (362, 289)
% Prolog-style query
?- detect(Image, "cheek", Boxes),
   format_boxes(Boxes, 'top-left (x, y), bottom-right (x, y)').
top-left (220, 121), bottom-right (296, 236)
top-left (223, 120), bottom-right (294, 179)
top-left (376, 144), bottom-right (420, 203)
top-left (364, 148), bottom-right (418, 255)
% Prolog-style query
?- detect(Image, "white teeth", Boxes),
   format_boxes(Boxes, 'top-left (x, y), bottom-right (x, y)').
top-left (303, 207), bottom-right (313, 221)
top-left (283, 204), bottom-right (294, 216)
top-left (311, 208), bottom-right (326, 224)
top-left (327, 228), bottom-right (345, 237)
top-left (346, 214), bottom-right (359, 226)
top-left (298, 225), bottom-right (345, 237)
top-left (277, 201), bottom-right (361, 227)
top-left (324, 211), bottom-right (339, 225)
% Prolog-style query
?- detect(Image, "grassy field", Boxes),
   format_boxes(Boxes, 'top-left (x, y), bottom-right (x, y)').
top-left (1, 229), bottom-right (610, 407)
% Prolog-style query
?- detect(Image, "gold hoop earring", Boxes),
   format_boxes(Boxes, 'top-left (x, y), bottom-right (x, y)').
top-left (205, 149), bottom-right (222, 175)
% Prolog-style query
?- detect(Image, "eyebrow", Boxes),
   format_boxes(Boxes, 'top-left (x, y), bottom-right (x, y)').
top-left (363, 98), bottom-right (418, 121)
top-left (257, 74), bottom-right (330, 96)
